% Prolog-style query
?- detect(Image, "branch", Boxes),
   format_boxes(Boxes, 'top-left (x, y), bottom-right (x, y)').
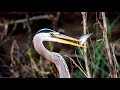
top-left (101, 12), bottom-right (115, 78)
top-left (81, 12), bottom-right (91, 78)
top-left (0, 15), bottom-right (52, 26)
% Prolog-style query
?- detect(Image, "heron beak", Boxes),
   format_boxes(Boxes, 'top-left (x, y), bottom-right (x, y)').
top-left (53, 34), bottom-right (86, 48)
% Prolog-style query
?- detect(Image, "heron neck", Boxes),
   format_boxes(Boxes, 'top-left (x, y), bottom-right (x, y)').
top-left (34, 38), bottom-right (70, 78)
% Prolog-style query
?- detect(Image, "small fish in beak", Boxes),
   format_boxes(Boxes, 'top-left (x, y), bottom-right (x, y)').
top-left (79, 33), bottom-right (94, 45)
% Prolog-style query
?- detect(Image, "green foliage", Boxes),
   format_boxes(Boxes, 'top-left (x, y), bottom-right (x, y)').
top-left (26, 42), bottom-right (57, 78)
top-left (73, 40), bottom-right (110, 78)
top-left (106, 16), bottom-right (120, 39)
top-left (73, 69), bottom-right (86, 78)
top-left (73, 16), bottom-right (120, 78)
top-left (26, 46), bottom-right (55, 78)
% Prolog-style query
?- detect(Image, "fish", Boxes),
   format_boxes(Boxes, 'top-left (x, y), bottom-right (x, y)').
top-left (79, 33), bottom-right (94, 45)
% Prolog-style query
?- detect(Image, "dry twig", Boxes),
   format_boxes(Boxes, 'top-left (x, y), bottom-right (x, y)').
top-left (81, 12), bottom-right (91, 78)
top-left (101, 12), bottom-right (115, 78)
top-left (0, 19), bottom-right (8, 40)
top-left (64, 55), bottom-right (88, 77)
top-left (110, 43), bottom-right (118, 78)
top-left (0, 15), bottom-right (53, 26)
top-left (25, 13), bottom-right (32, 45)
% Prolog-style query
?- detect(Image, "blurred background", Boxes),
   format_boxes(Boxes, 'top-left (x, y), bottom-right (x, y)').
top-left (0, 12), bottom-right (120, 78)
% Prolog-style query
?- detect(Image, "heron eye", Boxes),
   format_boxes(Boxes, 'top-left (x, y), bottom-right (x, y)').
top-left (50, 32), bottom-right (54, 36)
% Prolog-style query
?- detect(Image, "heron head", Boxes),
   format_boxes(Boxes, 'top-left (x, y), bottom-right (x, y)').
top-left (35, 28), bottom-right (93, 48)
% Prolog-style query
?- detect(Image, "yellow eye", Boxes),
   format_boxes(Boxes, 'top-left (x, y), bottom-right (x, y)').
top-left (50, 32), bottom-right (54, 36)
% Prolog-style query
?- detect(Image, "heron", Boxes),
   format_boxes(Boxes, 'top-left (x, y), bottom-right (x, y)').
top-left (33, 28), bottom-right (93, 78)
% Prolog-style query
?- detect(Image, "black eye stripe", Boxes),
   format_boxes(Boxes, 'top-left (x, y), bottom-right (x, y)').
top-left (36, 28), bottom-right (55, 34)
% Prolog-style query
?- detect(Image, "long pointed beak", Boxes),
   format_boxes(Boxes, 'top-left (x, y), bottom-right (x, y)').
top-left (53, 34), bottom-right (86, 48)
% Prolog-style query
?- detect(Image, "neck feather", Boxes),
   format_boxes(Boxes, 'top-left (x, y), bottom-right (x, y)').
top-left (33, 35), bottom-right (70, 78)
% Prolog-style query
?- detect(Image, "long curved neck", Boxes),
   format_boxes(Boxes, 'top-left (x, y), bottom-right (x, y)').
top-left (33, 36), bottom-right (70, 78)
